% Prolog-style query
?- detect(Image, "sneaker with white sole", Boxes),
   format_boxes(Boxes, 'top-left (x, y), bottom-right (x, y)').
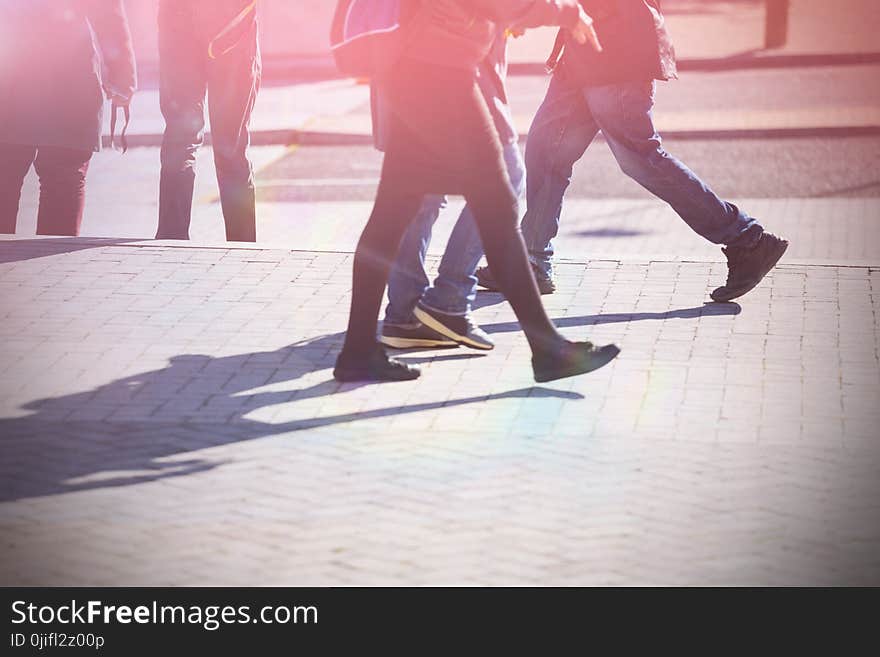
top-left (413, 303), bottom-right (494, 351)
top-left (379, 322), bottom-right (458, 349)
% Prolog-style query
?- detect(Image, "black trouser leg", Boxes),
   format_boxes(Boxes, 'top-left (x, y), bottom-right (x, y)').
top-left (463, 173), bottom-right (563, 357)
top-left (341, 166), bottom-right (426, 358)
top-left (33, 146), bottom-right (92, 236)
top-left (0, 144), bottom-right (37, 234)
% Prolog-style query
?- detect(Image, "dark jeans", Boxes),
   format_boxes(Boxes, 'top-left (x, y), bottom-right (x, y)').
top-left (157, 0), bottom-right (261, 242)
top-left (341, 58), bottom-right (563, 360)
top-left (0, 143), bottom-right (92, 235)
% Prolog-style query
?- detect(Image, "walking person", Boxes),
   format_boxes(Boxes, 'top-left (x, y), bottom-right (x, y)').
top-left (156, 0), bottom-right (261, 242)
top-left (334, 0), bottom-right (621, 383)
top-left (0, 0), bottom-right (137, 236)
top-left (378, 33), bottom-right (523, 352)
top-left (476, 0), bottom-right (789, 303)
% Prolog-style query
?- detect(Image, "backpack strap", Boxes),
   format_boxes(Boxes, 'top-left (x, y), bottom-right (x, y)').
top-left (545, 28), bottom-right (566, 74)
top-left (110, 102), bottom-right (130, 153)
top-left (208, 0), bottom-right (257, 59)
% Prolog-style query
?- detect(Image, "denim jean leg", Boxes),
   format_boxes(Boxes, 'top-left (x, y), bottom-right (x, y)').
top-left (384, 194), bottom-right (446, 325)
top-left (157, 2), bottom-right (206, 240)
top-left (423, 141), bottom-right (526, 315)
top-left (585, 81), bottom-right (761, 247)
top-left (520, 70), bottom-right (600, 276)
top-left (207, 16), bottom-right (260, 242)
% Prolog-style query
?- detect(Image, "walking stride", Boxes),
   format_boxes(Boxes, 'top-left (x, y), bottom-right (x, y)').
top-left (332, 0), bottom-right (620, 383)
top-left (378, 33), bottom-right (523, 352)
top-left (476, 0), bottom-right (789, 303)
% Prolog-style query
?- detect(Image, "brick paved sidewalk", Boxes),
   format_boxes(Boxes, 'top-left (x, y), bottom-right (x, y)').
top-left (0, 240), bottom-right (877, 585)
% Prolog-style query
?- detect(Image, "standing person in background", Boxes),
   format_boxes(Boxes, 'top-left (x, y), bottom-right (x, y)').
top-left (156, 0), bottom-right (261, 242)
top-left (476, 0), bottom-right (789, 303)
top-left (378, 33), bottom-right (523, 352)
top-left (334, 0), bottom-right (621, 383)
top-left (0, 0), bottom-right (137, 236)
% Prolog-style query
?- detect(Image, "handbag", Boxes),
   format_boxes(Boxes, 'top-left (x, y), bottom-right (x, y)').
top-left (330, 0), bottom-right (417, 78)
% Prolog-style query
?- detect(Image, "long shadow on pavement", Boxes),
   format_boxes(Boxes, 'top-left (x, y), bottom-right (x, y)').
top-left (475, 302), bottom-right (741, 332)
top-left (0, 238), bottom-right (138, 265)
top-left (0, 332), bottom-right (575, 502)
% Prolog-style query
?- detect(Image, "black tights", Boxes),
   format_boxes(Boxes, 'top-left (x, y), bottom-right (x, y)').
top-left (341, 59), bottom-right (564, 361)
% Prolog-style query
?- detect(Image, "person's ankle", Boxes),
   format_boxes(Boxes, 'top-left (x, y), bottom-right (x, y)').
top-left (529, 334), bottom-right (569, 361)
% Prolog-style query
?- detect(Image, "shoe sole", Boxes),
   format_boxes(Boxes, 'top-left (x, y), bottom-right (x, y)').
top-left (333, 366), bottom-right (420, 382)
top-left (413, 306), bottom-right (495, 351)
top-left (477, 276), bottom-right (555, 295)
top-left (379, 335), bottom-right (457, 349)
top-left (710, 240), bottom-right (789, 303)
top-left (533, 345), bottom-right (620, 383)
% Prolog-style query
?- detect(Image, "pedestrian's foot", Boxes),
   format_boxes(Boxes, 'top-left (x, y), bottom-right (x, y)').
top-left (475, 263), bottom-right (556, 295)
top-left (532, 340), bottom-right (620, 383)
top-left (333, 346), bottom-right (420, 382)
top-left (413, 303), bottom-right (494, 351)
top-left (711, 232), bottom-right (789, 303)
top-left (379, 321), bottom-right (457, 349)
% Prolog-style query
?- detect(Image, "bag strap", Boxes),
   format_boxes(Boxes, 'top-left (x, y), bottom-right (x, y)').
top-left (110, 102), bottom-right (130, 153)
top-left (208, 0), bottom-right (257, 59)
top-left (546, 28), bottom-right (566, 74)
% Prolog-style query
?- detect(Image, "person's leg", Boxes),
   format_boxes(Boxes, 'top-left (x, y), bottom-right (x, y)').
top-left (337, 153), bottom-right (429, 371)
top-left (157, 0), bottom-right (207, 240)
top-left (408, 141), bottom-right (526, 351)
top-left (339, 61), bottom-right (618, 381)
top-left (0, 144), bottom-right (37, 233)
top-left (206, 11), bottom-right (261, 242)
top-left (520, 70), bottom-right (600, 277)
top-left (586, 80), bottom-right (762, 248)
top-left (458, 141), bottom-right (619, 379)
top-left (587, 80), bottom-right (787, 301)
top-left (32, 146), bottom-right (93, 236)
top-left (424, 141), bottom-right (526, 315)
top-left (384, 194), bottom-right (446, 326)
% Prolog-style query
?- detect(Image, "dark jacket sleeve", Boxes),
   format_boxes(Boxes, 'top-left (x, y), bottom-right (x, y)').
top-left (472, 0), bottom-right (581, 30)
top-left (84, 0), bottom-right (138, 100)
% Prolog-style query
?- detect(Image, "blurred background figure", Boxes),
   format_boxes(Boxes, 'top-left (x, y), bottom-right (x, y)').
top-left (0, 0), bottom-right (137, 236)
top-left (156, 0), bottom-right (261, 242)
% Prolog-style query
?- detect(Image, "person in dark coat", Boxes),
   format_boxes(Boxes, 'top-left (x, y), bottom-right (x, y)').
top-left (0, 0), bottom-right (137, 236)
top-left (476, 0), bottom-right (789, 303)
top-left (333, 0), bottom-right (620, 383)
top-left (156, 0), bottom-right (261, 243)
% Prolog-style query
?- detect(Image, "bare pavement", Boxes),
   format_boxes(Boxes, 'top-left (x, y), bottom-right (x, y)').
top-left (1, 5), bottom-right (880, 586)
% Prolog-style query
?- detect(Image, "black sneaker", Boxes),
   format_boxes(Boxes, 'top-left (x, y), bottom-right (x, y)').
top-left (711, 232), bottom-right (789, 302)
top-left (413, 303), bottom-right (494, 351)
top-left (532, 341), bottom-right (620, 383)
top-left (333, 346), bottom-right (421, 382)
top-left (379, 321), bottom-right (457, 349)
top-left (475, 263), bottom-right (556, 295)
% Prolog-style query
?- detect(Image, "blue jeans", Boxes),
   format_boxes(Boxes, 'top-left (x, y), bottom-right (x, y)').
top-left (384, 141), bottom-right (526, 325)
top-left (522, 72), bottom-right (762, 276)
top-left (157, 0), bottom-right (261, 242)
